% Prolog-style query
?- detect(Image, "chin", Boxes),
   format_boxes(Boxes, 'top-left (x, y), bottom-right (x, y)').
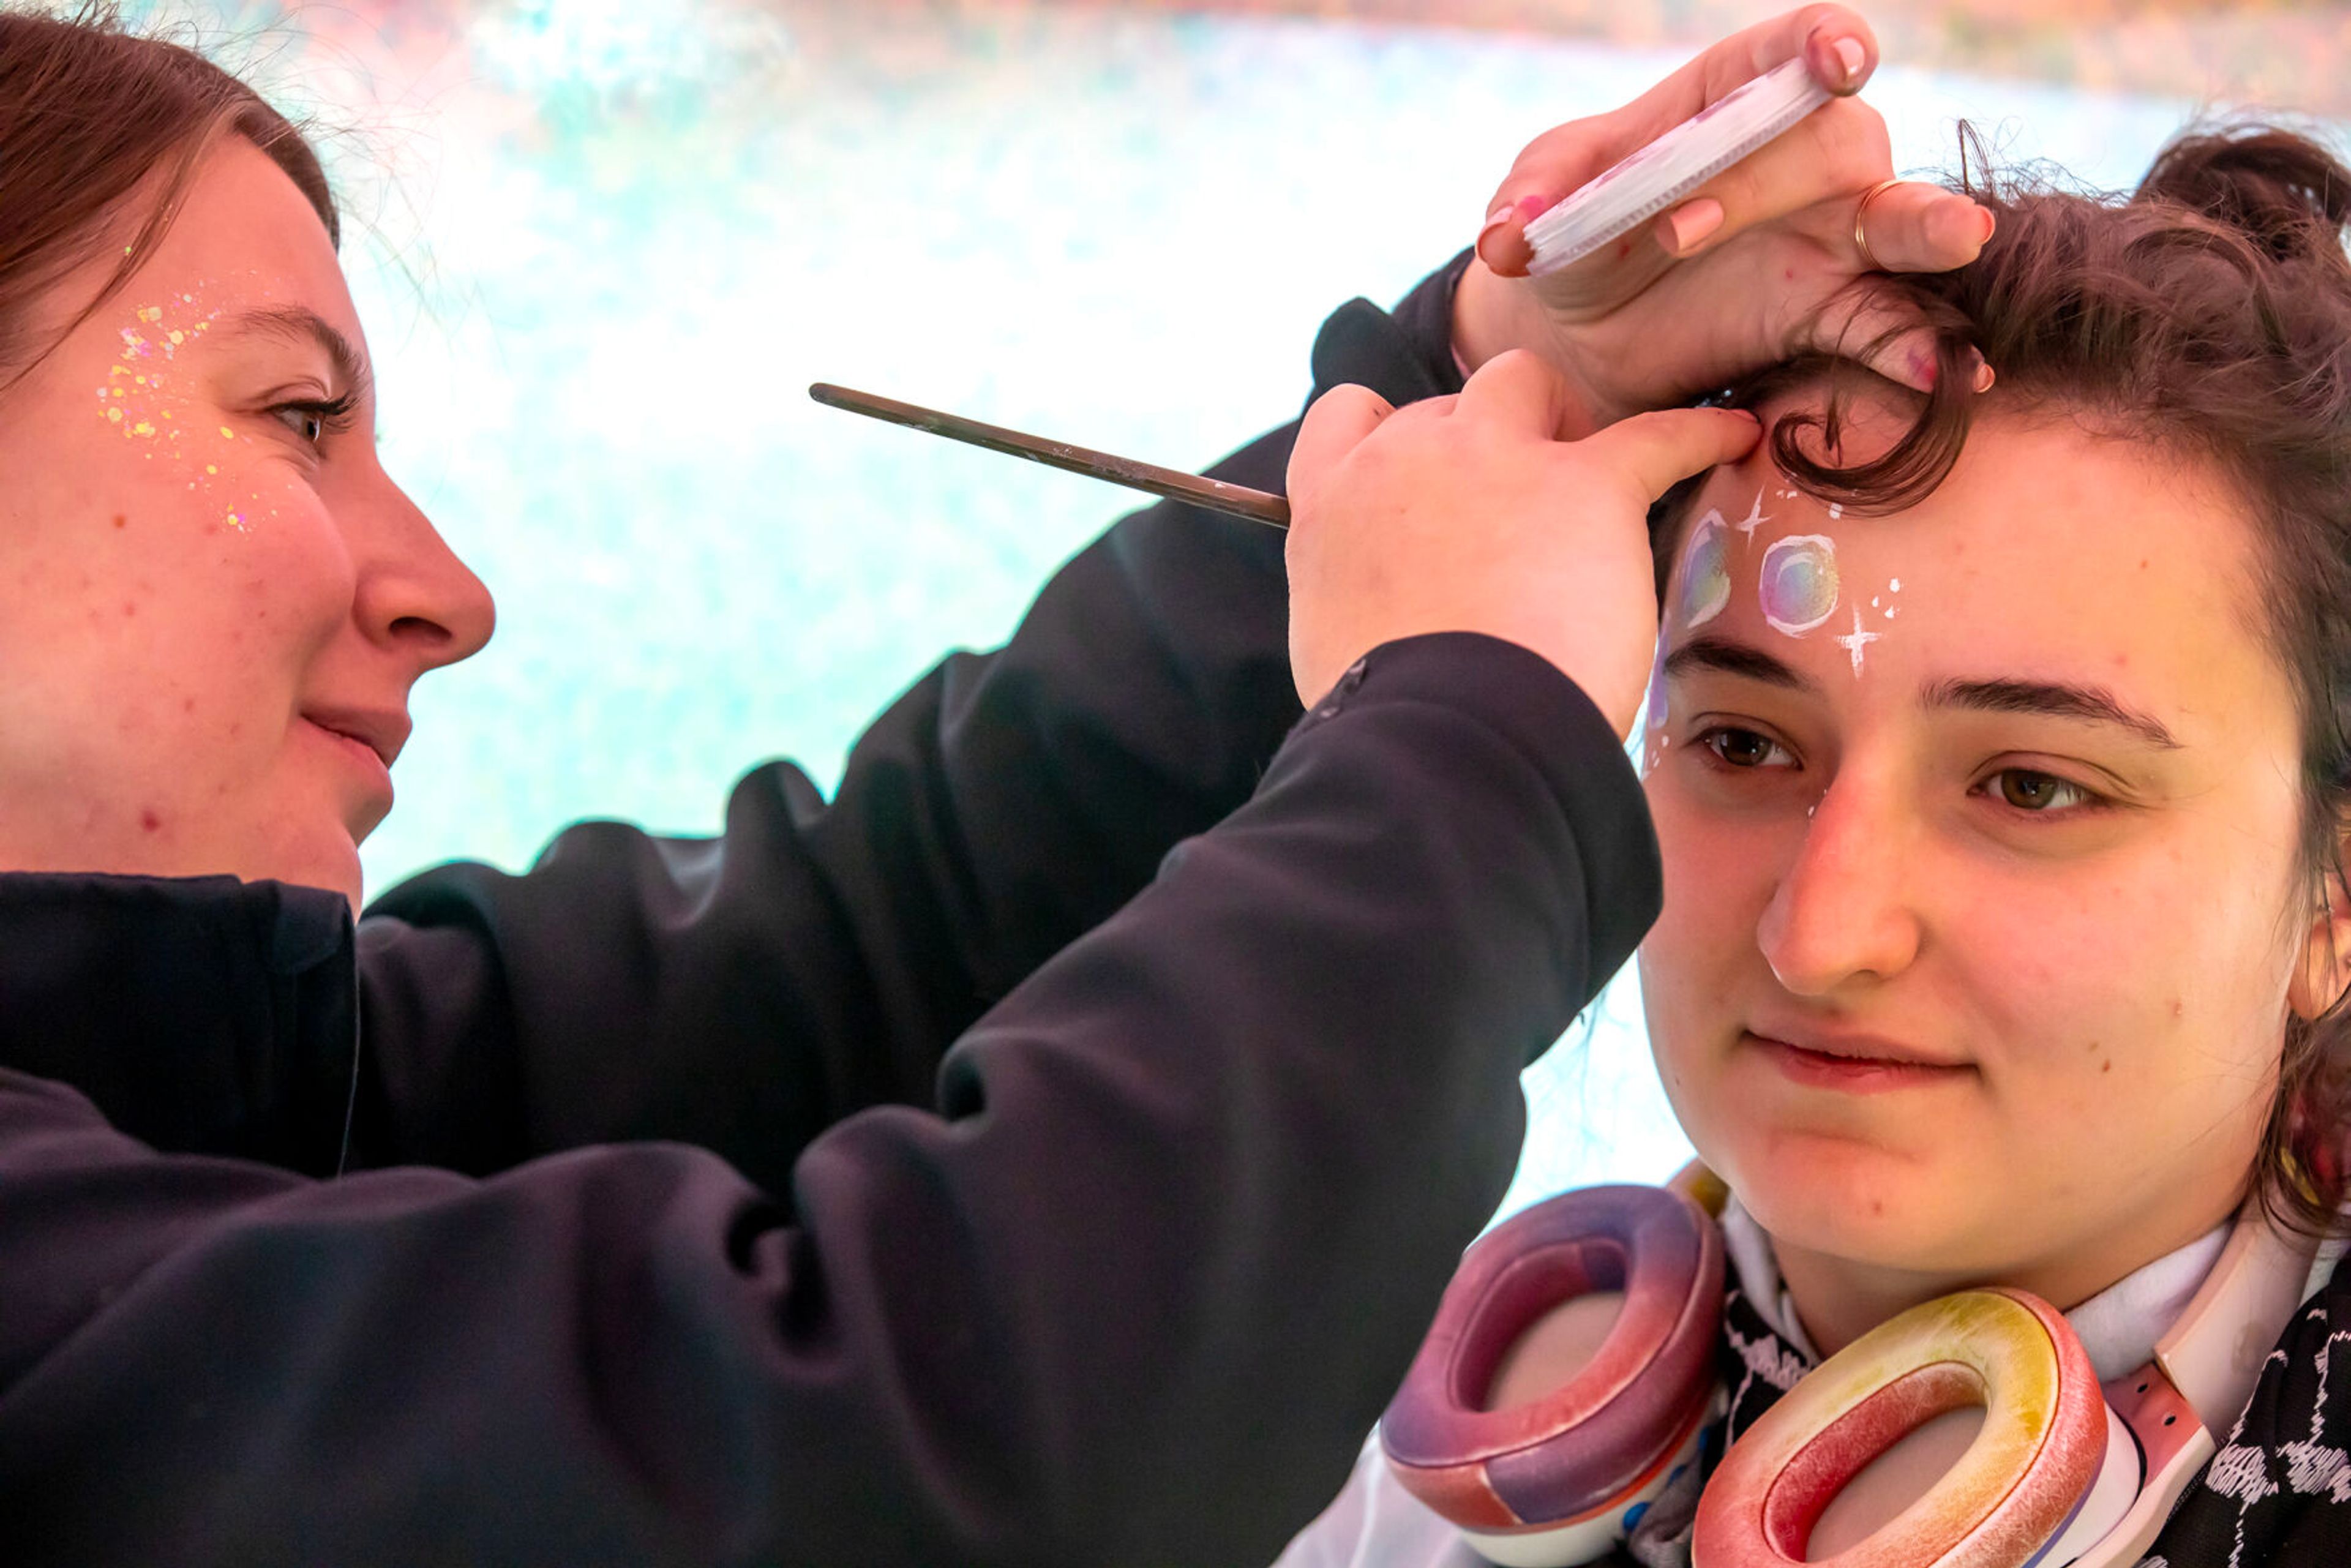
top-left (1715, 1127), bottom-right (1970, 1271)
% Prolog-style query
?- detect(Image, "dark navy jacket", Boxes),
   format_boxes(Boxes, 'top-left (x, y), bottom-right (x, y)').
top-left (0, 263), bottom-right (1664, 1566)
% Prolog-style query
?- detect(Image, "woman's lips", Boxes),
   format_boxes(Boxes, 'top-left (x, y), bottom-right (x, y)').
top-left (304, 717), bottom-right (393, 803)
top-left (1745, 1031), bottom-right (1972, 1093)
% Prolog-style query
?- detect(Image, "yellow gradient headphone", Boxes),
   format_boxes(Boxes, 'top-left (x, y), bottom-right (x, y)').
top-left (1381, 1169), bottom-right (2318, 1568)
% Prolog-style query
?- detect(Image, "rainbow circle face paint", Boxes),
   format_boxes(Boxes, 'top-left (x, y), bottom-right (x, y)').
top-left (1676, 512), bottom-right (1732, 629)
top-left (1758, 533), bottom-right (1840, 636)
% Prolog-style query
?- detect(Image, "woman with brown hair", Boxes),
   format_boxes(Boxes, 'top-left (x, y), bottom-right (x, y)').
top-left (1277, 117), bottom-right (2351, 1568)
top-left (0, 5), bottom-right (1995, 1564)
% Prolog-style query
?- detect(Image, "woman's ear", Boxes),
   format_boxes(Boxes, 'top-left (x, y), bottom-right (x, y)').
top-left (2289, 844), bottom-right (2351, 1020)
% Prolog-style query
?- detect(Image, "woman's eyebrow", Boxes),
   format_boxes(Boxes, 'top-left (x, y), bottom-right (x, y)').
top-left (1920, 677), bottom-right (2183, 750)
top-left (1662, 635), bottom-right (2183, 751)
top-left (1662, 636), bottom-right (1818, 693)
top-left (208, 304), bottom-right (373, 403)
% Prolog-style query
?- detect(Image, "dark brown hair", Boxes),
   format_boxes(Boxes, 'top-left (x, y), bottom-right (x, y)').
top-left (1655, 122), bottom-right (2351, 1236)
top-left (0, 2), bottom-right (337, 392)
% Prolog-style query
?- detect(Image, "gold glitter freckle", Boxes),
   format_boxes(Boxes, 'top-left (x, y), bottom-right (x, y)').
top-left (219, 426), bottom-right (233, 440)
top-left (133, 375), bottom-right (146, 386)
top-left (168, 331), bottom-right (184, 346)
top-left (138, 306), bottom-right (160, 323)
top-left (106, 407), bottom-right (122, 423)
top-left (130, 421), bottom-right (154, 437)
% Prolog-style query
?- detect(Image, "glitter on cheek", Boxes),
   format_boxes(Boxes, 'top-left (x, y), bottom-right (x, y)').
top-left (1676, 512), bottom-right (1733, 629)
top-left (1760, 535), bottom-right (1842, 636)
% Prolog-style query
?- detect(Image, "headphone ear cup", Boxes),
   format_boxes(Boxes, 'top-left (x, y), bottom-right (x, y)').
top-left (1693, 1288), bottom-right (2110, 1567)
top-left (1381, 1185), bottom-right (1725, 1565)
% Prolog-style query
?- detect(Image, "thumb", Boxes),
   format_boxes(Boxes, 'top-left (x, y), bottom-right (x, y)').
top-left (1577, 405), bottom-right (1763, 502)
top-left (1286, 383), bottom-right (1397, 510)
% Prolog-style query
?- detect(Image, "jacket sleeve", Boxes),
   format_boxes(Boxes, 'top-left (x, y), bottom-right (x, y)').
top-left (353, 259), bottom-right (1475, 1195)
top-left (1, 629), bottom-right (1662, 1568)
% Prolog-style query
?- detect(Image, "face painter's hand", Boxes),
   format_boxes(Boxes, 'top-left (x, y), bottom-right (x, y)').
top-left (1284, 351), bottom-right (1761, 733)
top-left (1455, 4), bottom-right (1995, 432)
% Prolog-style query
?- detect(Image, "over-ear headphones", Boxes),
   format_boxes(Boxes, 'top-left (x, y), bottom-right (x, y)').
top-left (1381, 1171), bottom-right (2318, 1567)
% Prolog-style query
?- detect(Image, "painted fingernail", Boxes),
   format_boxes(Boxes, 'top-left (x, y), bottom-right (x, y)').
top-left (1833, 37), bottom-right (1866, 84)
top-left (1663, 198), bottom-right (1725, 255)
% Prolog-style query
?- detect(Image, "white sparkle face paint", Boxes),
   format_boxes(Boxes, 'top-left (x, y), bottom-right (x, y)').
top-left (1758, 533), bottom-right (1840, 636)
top-left (1832, 605), bottom-right (1881, 677)
top-left (1675, 509), bottom-right (1733, 629)
top-left (1733, 486), bottom-right (1771, 540)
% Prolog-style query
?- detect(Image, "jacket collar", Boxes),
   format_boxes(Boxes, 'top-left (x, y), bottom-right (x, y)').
top-left (0, 871), bottom-right (358, 1176)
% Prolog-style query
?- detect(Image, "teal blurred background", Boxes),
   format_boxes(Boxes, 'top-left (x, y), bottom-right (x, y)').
top-left (113, 0), bottom-right (2317, 1210)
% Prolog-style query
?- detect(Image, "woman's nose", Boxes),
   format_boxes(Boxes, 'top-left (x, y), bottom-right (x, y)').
top-left (350, 475), bottom-right (496, 673)
top-left (1755, 777), bottom-right (1924, 997)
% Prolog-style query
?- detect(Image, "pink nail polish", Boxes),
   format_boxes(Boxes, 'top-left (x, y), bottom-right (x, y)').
top-left (1664, 200), bottom-right (1725, 255)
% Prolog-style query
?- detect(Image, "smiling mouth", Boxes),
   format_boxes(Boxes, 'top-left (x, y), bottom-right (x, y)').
top-left (1745, 1032), bottom-right (1972, 1092)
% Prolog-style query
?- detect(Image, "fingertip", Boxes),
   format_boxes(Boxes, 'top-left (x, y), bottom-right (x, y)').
top-left (1807, 26), bottom-right (1872, 94)
top-left (1477, 194), bottom-right (1550, 277)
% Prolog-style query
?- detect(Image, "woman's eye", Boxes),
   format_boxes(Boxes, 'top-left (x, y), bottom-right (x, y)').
top-left (264, 393), bottom-right (358, 449)
top-left (272, 406), bottom-right (325, 443)
top-left (1700, 727), bottom-right (1794, 770)
top-left (1987, 768), bottom-right (2096, 812)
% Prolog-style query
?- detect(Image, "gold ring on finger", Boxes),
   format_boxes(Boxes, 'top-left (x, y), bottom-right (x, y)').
top-left (1853, 178), bottom-right (1905, 272)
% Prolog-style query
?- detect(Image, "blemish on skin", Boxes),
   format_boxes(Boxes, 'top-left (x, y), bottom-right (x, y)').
top-left (181, 697), bottom-right (194, 713)
top-left (112, 514), bottom-right (126, 529)
top-left (2101, 1059), bottom-right (2113, 1073)
top-left (1760, 535), bottom-right (1841, 636)
top-left (1676, 512), bottom-right (1733, 628)
top-left (2172, 997), bottom-right (2186, 1019)
top-left (139, 810), bottom-right (160, 833)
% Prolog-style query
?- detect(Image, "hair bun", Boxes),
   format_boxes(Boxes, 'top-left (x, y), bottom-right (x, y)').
top-left (2137, 125), bottom-right (2351, 266)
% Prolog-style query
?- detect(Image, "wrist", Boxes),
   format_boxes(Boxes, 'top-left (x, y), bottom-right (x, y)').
top-left (1450, 261), bottom-right (1604, 439)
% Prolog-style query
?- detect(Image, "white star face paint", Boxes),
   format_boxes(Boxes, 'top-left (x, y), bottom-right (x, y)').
top-left (1833, 604), bottom-right (1881, 676)
top-left (1759, 533), bottom-right (1840, 636)
top-left (1733, 487), bottom-right (1771, 541)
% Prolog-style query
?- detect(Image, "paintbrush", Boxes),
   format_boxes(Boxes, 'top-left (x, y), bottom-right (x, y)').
top-left (809, 383), bottom-right (1290, 530)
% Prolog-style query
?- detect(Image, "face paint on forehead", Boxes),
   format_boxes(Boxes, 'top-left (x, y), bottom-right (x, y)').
top-left (1759, 533), bottom-right (1840, 637)
top-left (1733, 486), bottom-right (1770, 540)
top-left (1675, 510), bottom-right (1733, 630)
